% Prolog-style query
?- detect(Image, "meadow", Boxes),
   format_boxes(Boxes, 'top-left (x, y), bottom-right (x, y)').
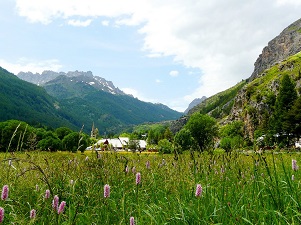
top-left (0, 150), bottom-right (301, 224)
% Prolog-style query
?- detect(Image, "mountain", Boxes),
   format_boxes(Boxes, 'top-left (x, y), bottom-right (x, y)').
top-left (14, 70), bottom-right (182, 134)
top-left (250, 18), bottom-right (301, 81)
top-left (174, 18), bottom-right (301, 140)
top-left (184, 96), bottom-right (207, 114)
top-left (0, 67), bottom-right (79, 129)
top-left (17, 70), bottom-right (125, 95)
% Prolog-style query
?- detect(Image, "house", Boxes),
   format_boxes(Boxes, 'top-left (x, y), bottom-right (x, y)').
top-left (88, 137), bottom-right (147, 151)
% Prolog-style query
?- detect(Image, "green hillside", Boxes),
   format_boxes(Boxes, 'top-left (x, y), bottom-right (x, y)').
top-left (44, 76), bottom-right (182, 134)
top-left (0, 67), bottom-right (78, 129)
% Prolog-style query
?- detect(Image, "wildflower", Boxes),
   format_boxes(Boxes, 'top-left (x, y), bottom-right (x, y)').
top-left (0, 207), bottom-right (4, 223)
top-left (292, 159), bottom-right (299, 171)
top-left (136, 172), bottom-right (141, 185)
top-left (35, 185), bottom-right (39, 192)
top-left (70, 180), bottom-right (74, 185)
top-left (45, 189), bottom-right (50, 199)
top-left (195, 184), bottom-right (202, 197)
top-left (1, 185), bottom-right (9, 201)
top-left (57, 201), bottom-right (66, 214)
top-left (104, 184), bottom-right (110, 198)
top-left (125, 165), bottom-right (129, 173)
top-left (85, 156), bottom-right (89, 161)
top-left (292, 175), bottom-right (295, 181)
top-left (146, 161), bottom-right (150, 169)
top-left (130, 216), bottom-right (135, 225)
top-left (30, 209), bottom-right (36, 219)
top-left (52, 195), bottom-right (59, 211)
top-left (132, 167), bottom-right (136, 174)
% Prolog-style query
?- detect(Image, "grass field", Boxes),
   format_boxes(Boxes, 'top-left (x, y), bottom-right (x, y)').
top-left (0, 150), bottom-right (301, 224)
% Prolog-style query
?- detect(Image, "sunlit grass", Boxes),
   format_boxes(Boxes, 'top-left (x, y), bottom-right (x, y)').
top-left (0, 151), bottom-right (301, 224)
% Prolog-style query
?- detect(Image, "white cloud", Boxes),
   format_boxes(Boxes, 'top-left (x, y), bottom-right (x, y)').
top-left (169, 70), bottom-right (179, 77)
top-left (155, 79), bottom-right (162, 83)
top-left (15, 0), bottom-right (301, 102)
top-left (0, 58), bottom-right (62, 74)
top-left (101, 20), bottom-right (110, 26)
top-left (67, 19), bottom-right (92, 27)
top-left (121, 87), bottom-right (156, 103)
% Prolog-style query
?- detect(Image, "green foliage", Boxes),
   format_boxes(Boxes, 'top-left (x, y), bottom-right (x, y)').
top-left (174, 128), bottom-right (195, 153)
top-left (190, 80), bottom-right (246, 119)
top-left (157, 139), bottom-right (173, 154)
top-left (185, 113), bottom-right (218, 152)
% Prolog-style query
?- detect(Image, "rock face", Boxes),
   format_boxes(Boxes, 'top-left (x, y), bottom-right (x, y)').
top-left (17, 70), bottom-right (125, 95)
top-left (250, 18), bottom-right (301, 81)
top-left (184, 96), bottom-right (207, 114)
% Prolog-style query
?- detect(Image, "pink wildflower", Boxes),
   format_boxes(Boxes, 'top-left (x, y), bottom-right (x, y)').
top-left (130, 216), bottom-right (135, 225)
top-left (52, 195), bottom-right (59, 211)
top-left (0, 207), bottom-right (4, 223)
top-left (146, 161), bottom-right (150, 169)
top-left (136, 172), bottom-right (141, 185)
top-left (57, 201), bottom-right (66, 214)
top-left (45, 189), bottom-right (50, 199)
top-left (30, 209), bottom-right (36, 219)
top-left (1, 185), bottom-right (9, 201)
top-left (104, 184), bottom-right (110, 198)
top-left (125, 165), bottom-right (129, 173)
top-left (195, 184), bottom-right (202, 197)
top-left (132, 167), bottom-right (136, 174)
top-left (292, 159), bottom-right (299, 171)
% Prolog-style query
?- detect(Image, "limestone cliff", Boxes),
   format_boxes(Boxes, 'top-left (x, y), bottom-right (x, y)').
top-left (250, 18), bottom-right (301, 81)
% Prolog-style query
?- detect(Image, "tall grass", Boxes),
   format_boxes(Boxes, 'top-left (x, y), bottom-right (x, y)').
top-left (0, 151), bottom-right (301, 224)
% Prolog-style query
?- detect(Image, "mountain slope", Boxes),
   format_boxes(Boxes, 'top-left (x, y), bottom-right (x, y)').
top-left (42, 73), bottom-right (182, 133)
top-left (0, 67), bottom-right (78, 129)
top-left (176, 18), bottom-right (301, 140)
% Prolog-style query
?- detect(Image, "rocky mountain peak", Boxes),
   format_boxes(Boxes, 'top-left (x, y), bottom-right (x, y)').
top-left (17, 70), bottom-right (126, 95)
top-left (250, 18), bottom-right (301, 81)
top-left (184, 96), bottom-right (207, 114)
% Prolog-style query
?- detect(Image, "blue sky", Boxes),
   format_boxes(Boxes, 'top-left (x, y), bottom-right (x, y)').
top-left (1, 0), bottom-right (301, 112)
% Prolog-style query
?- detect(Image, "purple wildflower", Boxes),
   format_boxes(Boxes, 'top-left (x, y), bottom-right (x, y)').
top-left (136, 172), bottom-right (141, 185)
top-left (195, 184), bottom-right (202, 197)
top-left (292, 159), bottom-right (299, 171)
top-left (30, 209), bottom-right (36, 219)
top-left (1, 185), bottom-right (9, 201)
top-left (132, 167), bottom-right (136, 174)
top-left (52, 195), bottom-right (59, 211)
top-left (130, 216), bottom-right (135, 225)
top-left (0, 207), bottom-right (4, 223)
top-left (57, 201), bottom-right (66, 214)
top-left (45, 189), bottom-right (50, 199)
top-left (146, 161), bottom-right (150, 169)
top-left (104, 184), bottom-right (110, 198)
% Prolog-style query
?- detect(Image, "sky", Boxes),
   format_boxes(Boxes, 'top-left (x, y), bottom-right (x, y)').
top-left (1, 0), bottom-right (301, 112)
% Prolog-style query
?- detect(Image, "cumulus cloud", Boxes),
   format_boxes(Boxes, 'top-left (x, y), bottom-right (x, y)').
top-left (0, 58), bottom-right (62, 74)
top-left (169, 70), bottom-right (179, 77)
top-left (15, 0), bottom-right (301, 102)
top-left (67, 19), bottom-right (92, 27)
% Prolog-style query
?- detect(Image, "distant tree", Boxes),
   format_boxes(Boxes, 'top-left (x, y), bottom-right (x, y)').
top-left (185, 113), bottom-right (218, 152)
top-left (174, 128), bottom-right (195, 153)
top-left (158, 139), bottom-right (173, 154)
top-left (37, 136), bottom-right (62, 151)
top-left (55, 127), bottom-right (73, 140)
top-left (164, 127), bottom-right (173, 142)
top-left (62, 132), bottom-right (79, 152)
top-left (285, 96), bottom-right (301, 137)
top-left (272, 74), bottom-right (297, 134)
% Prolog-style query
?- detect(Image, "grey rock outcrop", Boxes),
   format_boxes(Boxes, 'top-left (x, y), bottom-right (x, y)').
top-left (250, 18), bottom-right (301, 81)
top-left (184, 96), bottom-right (207, 114)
